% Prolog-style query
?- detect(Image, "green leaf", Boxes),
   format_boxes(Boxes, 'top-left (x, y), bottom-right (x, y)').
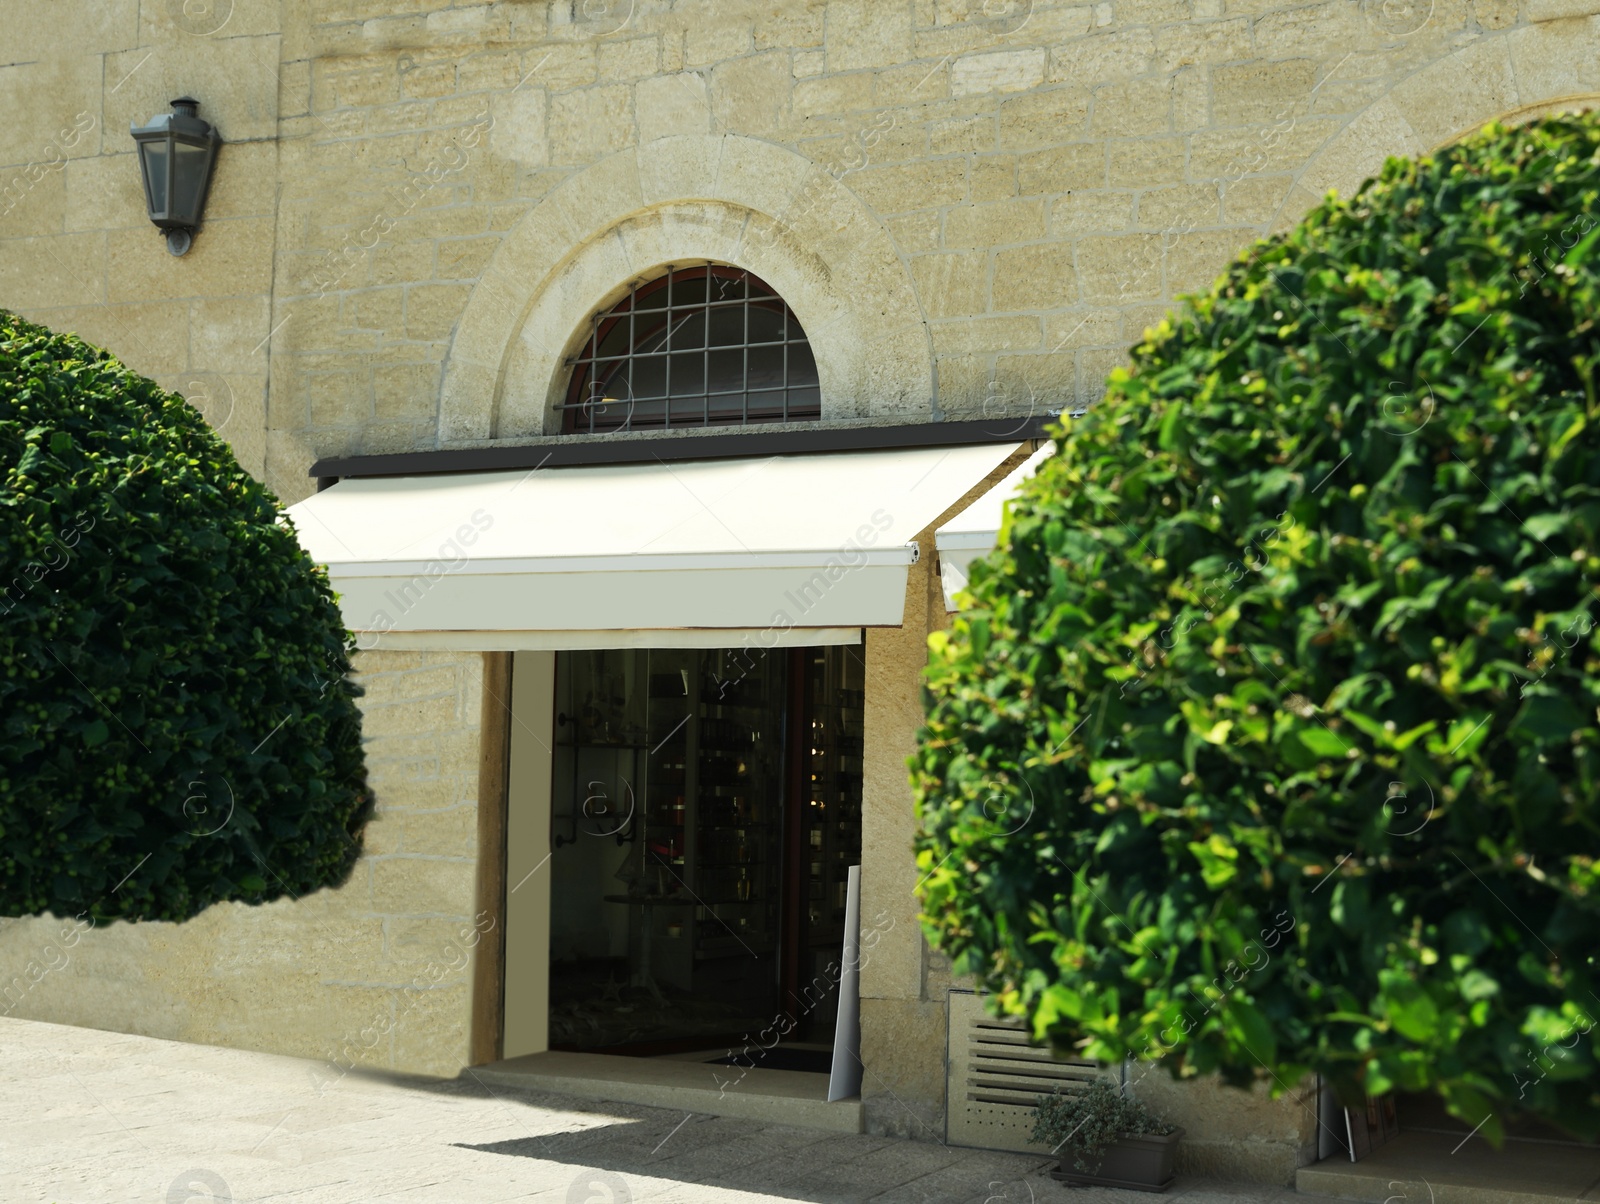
top-left (1296, 727), bottom-right (1351, 759)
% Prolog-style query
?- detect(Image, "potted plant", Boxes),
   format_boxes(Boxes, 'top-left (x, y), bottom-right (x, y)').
top-left (1029, 1079), bottom-right (1183, 1192)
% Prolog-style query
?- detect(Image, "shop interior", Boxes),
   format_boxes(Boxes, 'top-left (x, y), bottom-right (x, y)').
top-left (547, 643), bottom-right (864, 1075)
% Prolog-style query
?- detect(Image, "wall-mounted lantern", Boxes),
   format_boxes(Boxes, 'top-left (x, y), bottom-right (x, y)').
top-left (130, 97), bottom-right (221, 257)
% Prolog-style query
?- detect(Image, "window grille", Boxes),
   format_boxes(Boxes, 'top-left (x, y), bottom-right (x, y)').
top-left (561, 264), bottom-right (821, 435)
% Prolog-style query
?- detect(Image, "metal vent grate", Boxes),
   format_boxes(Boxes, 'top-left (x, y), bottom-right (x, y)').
top-left (945, 990), bottom-right (1118, 1153)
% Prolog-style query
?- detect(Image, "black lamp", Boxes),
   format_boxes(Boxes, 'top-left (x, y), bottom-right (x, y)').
top-left (130, 97), bottom-right (221, 257)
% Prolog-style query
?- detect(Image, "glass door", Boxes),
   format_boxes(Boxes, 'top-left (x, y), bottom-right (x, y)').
top-left (548, 646), bottom-right (785, 1054)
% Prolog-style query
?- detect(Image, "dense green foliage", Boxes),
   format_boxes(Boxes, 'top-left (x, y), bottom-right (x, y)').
top-left (1, 310), bottom-right (370, 922)
top-left (1030, 1080), bottom-right (1174, 1174)
top-left (914, 113), bottom-right (1600, 1141)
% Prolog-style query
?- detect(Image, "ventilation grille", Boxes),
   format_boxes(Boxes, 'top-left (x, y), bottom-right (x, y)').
top-left (945, 990), bottom-right (1117, 1153)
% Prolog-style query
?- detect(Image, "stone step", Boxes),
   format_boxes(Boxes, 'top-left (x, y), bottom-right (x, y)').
top-left (1295, 1130), bottom-right (1600, 1204)
top-left (473, 1049), bottom-right (864, 1134)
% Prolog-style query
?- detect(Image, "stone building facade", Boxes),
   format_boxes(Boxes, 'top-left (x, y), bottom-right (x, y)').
top-left (2, 0), bottom-right (1597, 1187)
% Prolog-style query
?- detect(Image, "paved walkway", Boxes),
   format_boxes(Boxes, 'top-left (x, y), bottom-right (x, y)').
top-left (0, 1018), bottom-right (1343, 1203)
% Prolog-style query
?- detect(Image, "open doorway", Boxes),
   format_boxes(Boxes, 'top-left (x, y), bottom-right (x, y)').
top-left (545, 643), bottom-right (863, 1069)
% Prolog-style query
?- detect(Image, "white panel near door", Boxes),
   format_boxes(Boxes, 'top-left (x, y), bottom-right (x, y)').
top-left (503, 650), bottom-right (556, 1059)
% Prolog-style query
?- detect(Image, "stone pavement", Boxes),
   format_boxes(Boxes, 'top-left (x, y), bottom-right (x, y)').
top-left (0, 1018), bottom-right (1346, 1204)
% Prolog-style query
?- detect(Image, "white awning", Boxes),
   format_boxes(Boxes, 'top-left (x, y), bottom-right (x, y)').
top-left (934, 442), bottom-right (1053, 611)
top-left (288, 442), bottom-right (1020, 649)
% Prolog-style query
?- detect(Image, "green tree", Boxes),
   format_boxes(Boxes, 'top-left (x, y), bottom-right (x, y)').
top-left (914, 113), bottom-right (1600, 1141)
top-left (1, 310), bottom-right (371, 922)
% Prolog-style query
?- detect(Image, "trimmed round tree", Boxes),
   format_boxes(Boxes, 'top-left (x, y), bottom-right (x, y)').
top-left (1, 310), bottom-right (371, 923)
top-left (914, 112), bottom-right (1600, 1141)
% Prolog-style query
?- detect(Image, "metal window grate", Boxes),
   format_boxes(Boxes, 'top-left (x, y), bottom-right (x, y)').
top-left (561, 264), bottom-right (821, 435)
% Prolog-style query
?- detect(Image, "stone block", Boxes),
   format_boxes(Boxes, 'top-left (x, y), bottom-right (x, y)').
top-left (428, 235), bottom-right (493, 281)
top-left (106, 215), bottom-right (273, 304)
top-left (598, 35), bottom-right (661, 83)
top-left (1043, 307), bottom-right (1124, 350)
top-left (1211, 58), bottom-right (1321, 127)
top-left (1049, 27), bottom-right (1157, 85)
top-left (1091, 75), bottom-right (1174, 137)
top-left (456, 51), bottom-right (523, 94)
top-left (969, 154), bottom-right (1018, 201)
top-left (827, 0), bottom-right (916, 71)
top-left (1137, 181), bottom-right (1221, 229)
top-left (1188, 117), bottom-right (1341, 181)
top-left (1525, 0), bottom-right (1600, 14)
top-left (369, 856), bottom-right (477, 919)
top-left (934, 352), bottom-right (988, 412)
top-left (306, 369), bottom-right (369, 427)
top-left (8, 0), bottom-right (140, 58)
top-left (993, 242), bottom-right (1077, 310)
top-left (943, 197), bottom-right (1046, 247)
top-left (853, 159), bottom-right (969, 215)
top-left (189, 294), bottom-right (273, 374)
top-left (106, 35), bottom-right (282, 145)
top-left (0, 232), bottom-right (105, 312)
top-left (0, 56), bottom-right (104, 168)
top-left (485, 86), bottom-right (547, 169)
top-left (1152, 16), bottom-right (1254, 71)
top-left (993, 348), bottom-right (1077, 399)
top-left (389, 978), bottom-right (472, 1076)
top-left (875, 60), bottom-right (951, 106)
top-left (1223, 173), bottom-right (1294, 226)
top-left (1107, 135), bottom-right (1187, 187)
top-left (1165, 226), bottom-right (1249, 293)
top-left (1509, 17), bottom-right (1600, 107)
top-left (885, 210), bottom-right (941, 254)
top-left (0, 160), bottom-right (67, 238)
top-left (1075, 231), bottom-right (1167, 302)
top-left (69, 300), bottom-right (195, 376)
top-left (930, 314), bottom-right (1041, 354)
top-left (951, 47), bottom-right (1048, 96)
top-left (997, 85), bottom-right (1091, 148)
top-left (1078, 343), bottom-right (1131, 400)
top-left (1252, 0), bottom-right (1362, 57)
top-left (549, 85), bottom-right (634, 165)
top-left (911, 250), bottom-right (990, 319)
top-left (1019, 141), bottom-right (1106, 193)
top-left (61, 153), bottom-right (145, 235)
top-left (399, 62), bottom-right (456, 102)
top-left (755, 1), bottom-right (827, 48)
top-left (396, 804), bottom-right (480, 858)
top-left (930, 114), bottom-right (997, 155)
top-left (520, 41), bottom-right (598, 92)
top-left (860, 997), bottom-right (949, 1141)
top-left (347, 282), bottom-right (402, 334)
top-left (710, 51), bottom-right (795, 141)
top-left (685, 17), bottom-right (752, 68)
top-left (1172, 65), bottom-right (1209, 132)
top-left (1117, 0), bottom-right (1193, 19)
top-left (793, 71), bottom-right (876, 118)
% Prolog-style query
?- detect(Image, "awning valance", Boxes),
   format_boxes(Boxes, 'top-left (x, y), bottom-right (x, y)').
top-left (288, 442), bottom-right (1020, 649)
top-left (934, 443), bottom-right (1053, 611)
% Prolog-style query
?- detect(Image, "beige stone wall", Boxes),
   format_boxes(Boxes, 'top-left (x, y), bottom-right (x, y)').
top-left (0, 650), bottom-right (489, 1080)
top-left (3, 3), bottom-right (1597, 503)
top-left (0, 0), bottom-right (280, 478)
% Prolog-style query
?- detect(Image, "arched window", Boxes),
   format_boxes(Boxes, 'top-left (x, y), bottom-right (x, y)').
top-left (561, 265), bottom-right (820, 434)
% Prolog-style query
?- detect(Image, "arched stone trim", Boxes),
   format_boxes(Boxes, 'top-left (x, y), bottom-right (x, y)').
top-left (440, 134), bottom-right (932, 443)
top-left (1269, 18), bottom-right (1600, 234)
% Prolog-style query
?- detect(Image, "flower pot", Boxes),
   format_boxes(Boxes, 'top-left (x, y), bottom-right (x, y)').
top-left (1049, 1126), bottom-right (1184, 1193)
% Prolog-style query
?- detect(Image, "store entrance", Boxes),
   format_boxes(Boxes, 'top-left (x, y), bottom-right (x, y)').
top-left (546, 644), bottom-right (863, 1060)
